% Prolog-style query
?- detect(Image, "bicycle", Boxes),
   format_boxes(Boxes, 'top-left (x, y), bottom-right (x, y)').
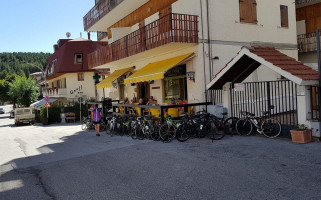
top-left (236, 111), bottom-right (282, 138)
top-left (212, 112), bottom-right (239, 136)
top-left (159, 115), bottom-right (181, 143)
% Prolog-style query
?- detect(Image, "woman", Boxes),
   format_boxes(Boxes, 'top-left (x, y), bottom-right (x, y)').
top-left (124, 97), bottom-right (130, 104)
top-left (91, 104), bottom-right (102, 136)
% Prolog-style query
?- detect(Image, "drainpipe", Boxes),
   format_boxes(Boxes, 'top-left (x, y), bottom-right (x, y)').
top-left (316, 29), bottom-right (321, 122)
top-left (200, 0), bottom-right (208, 102)
top-left (206, 0), bottom-right (212, 81)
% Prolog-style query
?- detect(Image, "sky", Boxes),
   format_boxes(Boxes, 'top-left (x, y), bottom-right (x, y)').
top-left (0, 0), bottom-right (97, 53)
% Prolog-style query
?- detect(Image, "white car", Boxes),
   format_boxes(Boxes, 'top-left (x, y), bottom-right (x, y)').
top-left (15, 108), bottom-right (35, 125)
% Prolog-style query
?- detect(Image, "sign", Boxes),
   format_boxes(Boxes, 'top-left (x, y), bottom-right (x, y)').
top-left (78, 97), bottom-right (84, 103)
top-left (44, 96), bottom-right (50, 102)
top-left (44, 102), bottom-right (51, 108)
top-left (234, 83), bottom-right (245, 92)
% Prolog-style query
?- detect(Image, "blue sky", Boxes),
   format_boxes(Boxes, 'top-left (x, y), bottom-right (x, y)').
top-left (0, 0), bottom-right (97, 53)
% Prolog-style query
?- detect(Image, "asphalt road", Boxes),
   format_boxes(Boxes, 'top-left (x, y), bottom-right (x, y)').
top-left (1, 107), bottom-right (321, 200)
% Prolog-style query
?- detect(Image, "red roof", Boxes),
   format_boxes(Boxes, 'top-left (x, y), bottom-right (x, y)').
top-left (46, 39), bottom-right (106, 79)
top-left (207, 46), bottom-right (319, 90)
top-left (247, 46), bottom-right (319, 80)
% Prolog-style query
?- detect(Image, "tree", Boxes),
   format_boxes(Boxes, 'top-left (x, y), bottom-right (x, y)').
top-left (0, 80), bottom-right (10, 103)
top-left (8, 76), bottom-right (39, 107)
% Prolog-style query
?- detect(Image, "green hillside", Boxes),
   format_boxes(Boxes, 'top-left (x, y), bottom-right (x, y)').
top-left (0, 52), bottom-right (51, 78)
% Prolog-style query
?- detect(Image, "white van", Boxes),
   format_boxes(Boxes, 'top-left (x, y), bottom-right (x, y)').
top-left (15, 108), bottom-right (35, 125)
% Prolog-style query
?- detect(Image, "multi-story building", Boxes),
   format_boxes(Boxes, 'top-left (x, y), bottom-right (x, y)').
top-left (43, 38), bottom-right (106, 105)
top-left (84, 0), bottom-right (298, 105)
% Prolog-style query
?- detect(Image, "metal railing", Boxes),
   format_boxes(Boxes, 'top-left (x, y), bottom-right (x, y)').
top-left (88, 13), bottom-right (199, 68)
top-left (112, 102), bottom-right (210, 123)
top-left (297, 32), bottom-right (321, 53)
top-left (97, 32), bottom-right (108, 41)
top-left (296, 0), bottom-right (318, 4)
top-left (83, 0), bottom-right (124, 31)
top-left (230, 80), bottom-right (298, 126)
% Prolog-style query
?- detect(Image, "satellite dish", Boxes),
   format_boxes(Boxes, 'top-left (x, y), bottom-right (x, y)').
top-left (66, 32), bottom-right (71, 39)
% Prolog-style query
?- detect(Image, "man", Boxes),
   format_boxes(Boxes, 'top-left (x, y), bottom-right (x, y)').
top-left (91, 104), bottom-right (102, 136)
top-left (138, 98), bottom-right (143, 105)
top-left (178, 98), bottom-right (187, 115)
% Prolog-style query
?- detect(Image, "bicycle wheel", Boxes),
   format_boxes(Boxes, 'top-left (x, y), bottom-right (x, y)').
top-left (150, 124), bottom-right (160, 141)
top-left (261, 118), bottom-right (282, 138)
top-left (236, 119), bottom-right (252, 136)
top-left (206, 121), bottom-right (223, 140)
top-left (81, 121), bottom-right (87, 130)
top-left (223, 117), bottom-right (239, 135)
top-left (100, 121), bottom-right (106, 131)
top-left (176, 123), bottom-right (191, 142)
top-left (159, 124), bottom-right (175, 143)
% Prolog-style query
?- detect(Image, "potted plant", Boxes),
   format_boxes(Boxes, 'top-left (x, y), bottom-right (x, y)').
top-left (290, 124), bottom-right (312, 144)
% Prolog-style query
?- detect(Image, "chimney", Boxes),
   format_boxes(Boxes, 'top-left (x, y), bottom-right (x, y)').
top-left (88, 32), bottom-right (91, 40)
top-left (53, 45), bottom-right (58, 52)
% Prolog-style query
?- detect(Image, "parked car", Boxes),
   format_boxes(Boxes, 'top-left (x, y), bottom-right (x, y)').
top-left (9, 109), bottom-right (15, 118)
top-left (15, 108), bottom-right (35, 125)
top-left (0, 108), bottom-right (4, 114)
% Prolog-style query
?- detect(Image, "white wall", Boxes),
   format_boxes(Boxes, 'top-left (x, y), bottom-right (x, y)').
top-left (47, 72), bottom-right (96, 101)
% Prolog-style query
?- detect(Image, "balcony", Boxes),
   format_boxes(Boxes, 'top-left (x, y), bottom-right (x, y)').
top-left (297, 33), bottom-right (321, 53)
top-left (88, 13), bottom-right (199, 68)
top-left (83, 0), bottom-right (149, 32)
top-left (296, 0), bottom-right (319, 4)
top-left (43, 88), bottom-right (67, 97)
top-left (97, 32), bottom-right (108, 41)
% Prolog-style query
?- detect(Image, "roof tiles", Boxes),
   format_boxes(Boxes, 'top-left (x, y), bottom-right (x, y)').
top-left (247, 46), bottom-right (319, 80)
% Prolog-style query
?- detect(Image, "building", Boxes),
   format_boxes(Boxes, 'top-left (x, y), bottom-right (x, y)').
top-left (85, 0), bottom-right (298, 104)
top-left (296, 0), bottom-right (321, 69)
top-left (43, 38), bottom-right (107, 105)
top-left (84, 0), bottom-right (320, 137)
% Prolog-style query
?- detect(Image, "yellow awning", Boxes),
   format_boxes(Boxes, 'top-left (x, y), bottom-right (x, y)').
top-left (96, 67), bottom-right (133, 89)
top-left (124, 53), bottom-right (193, 84)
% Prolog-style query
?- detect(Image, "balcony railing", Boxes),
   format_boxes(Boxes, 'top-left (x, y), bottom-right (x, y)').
top-left (97, 32), bottom-right (108, 41)
top-left (84, 0), bottom-right (124, 31)
top-left (295, 0), bottom-right (318, 4)
top-left (43, 88), bottom-right (67, 97)
top-left (88, 13), bottom-right (199, 68)
top-left (297, 32), bottom-right (321, 53)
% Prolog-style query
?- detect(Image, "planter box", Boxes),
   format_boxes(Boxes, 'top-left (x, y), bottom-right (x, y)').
top-left (290, 129), bottom-right (312, 144)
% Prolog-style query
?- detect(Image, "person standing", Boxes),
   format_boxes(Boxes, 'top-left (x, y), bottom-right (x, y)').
top-left (91, 104), bottom-right (102, 136)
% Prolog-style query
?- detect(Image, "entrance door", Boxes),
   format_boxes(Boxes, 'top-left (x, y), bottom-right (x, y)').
top-left (137, 82), bottom-right (150, 103)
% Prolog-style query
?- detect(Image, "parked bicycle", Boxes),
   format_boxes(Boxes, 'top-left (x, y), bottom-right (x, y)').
top-left (81, 116), bottom-right (106, 132)
top-left (236, 111), bottom-right (281, 138)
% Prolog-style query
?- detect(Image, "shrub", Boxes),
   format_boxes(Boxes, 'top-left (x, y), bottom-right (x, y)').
top-left (40, 104), bottom-right (62, 124)
top-left (63, 102), bottom-right (88, 121)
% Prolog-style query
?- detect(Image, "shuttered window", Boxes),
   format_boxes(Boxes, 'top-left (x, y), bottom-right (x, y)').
top-left (239, 0), bottom-right (257, 24)
top-left (280, 5), bottom-right (289, 28)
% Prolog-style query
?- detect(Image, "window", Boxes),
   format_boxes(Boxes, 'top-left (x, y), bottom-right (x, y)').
top-left (280, 5), bottom-right (288, 28)
top-left (75, 54), bottom-right (83, 64)
top-left (239, 0), bottom-right (257, 24)
top-left (78, 73), bottom-right (84, 81)
top-left (164, 77), bottom-right (187, 102)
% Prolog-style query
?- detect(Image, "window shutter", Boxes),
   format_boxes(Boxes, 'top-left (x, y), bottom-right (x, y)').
top-left (280, 5), bottom-right (289, 27)
top-left (239, 0), bottom-right (257, 24)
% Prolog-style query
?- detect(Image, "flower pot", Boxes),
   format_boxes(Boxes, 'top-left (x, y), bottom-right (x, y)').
top-left (290, 129), bottom-right (312, 144)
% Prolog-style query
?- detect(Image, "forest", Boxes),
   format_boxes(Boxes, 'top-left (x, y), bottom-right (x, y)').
top-left (0, 52), bottom-right (51, 79)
